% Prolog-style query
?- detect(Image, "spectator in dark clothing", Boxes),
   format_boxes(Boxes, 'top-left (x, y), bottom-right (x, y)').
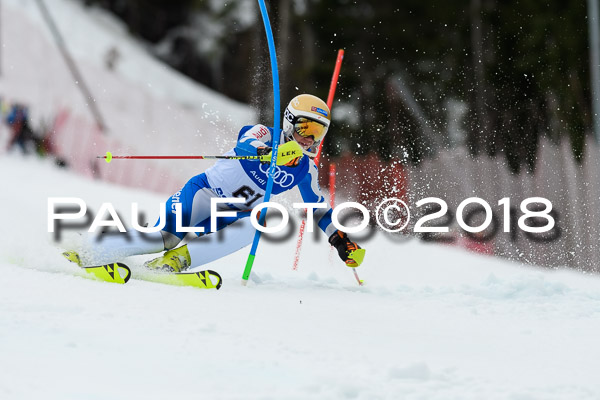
top-left (6, 104), bottom-right (37, 154)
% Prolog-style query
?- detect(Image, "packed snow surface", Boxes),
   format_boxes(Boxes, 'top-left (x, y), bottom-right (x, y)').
top-left (2, 154), bottom-right (600, 400)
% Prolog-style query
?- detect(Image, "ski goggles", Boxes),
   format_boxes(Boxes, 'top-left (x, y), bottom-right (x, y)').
top-left (294, 117), bottom-right (328, 141)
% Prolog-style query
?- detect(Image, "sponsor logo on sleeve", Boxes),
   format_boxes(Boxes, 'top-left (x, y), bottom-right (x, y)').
top-left (253, 125), bottom-right (270, 139)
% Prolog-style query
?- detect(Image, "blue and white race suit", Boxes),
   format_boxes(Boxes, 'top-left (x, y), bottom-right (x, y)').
top-left (160, 124), bottom-right (336, 245)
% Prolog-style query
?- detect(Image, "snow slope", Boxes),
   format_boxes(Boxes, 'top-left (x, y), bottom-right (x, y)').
top-left (1, 0), bottom-right (256, 186)
top-left (2, 154), bottom-right (600, 400)
top-left (2, 1), bottom-right (600, 398)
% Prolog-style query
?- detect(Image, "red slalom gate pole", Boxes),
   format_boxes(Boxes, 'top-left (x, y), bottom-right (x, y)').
top-left (318, 49), bottom-right (344, 162)
top-left (328, 162), bottom-right (336, 207)
top-left (292, 49), bottom-right (344, 271)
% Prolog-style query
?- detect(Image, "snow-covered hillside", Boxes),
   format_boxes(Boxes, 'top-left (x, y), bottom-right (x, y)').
top-left (1, 0), bottom-right (256, 186)
top-left (2, 154), bottom-right (600, 400)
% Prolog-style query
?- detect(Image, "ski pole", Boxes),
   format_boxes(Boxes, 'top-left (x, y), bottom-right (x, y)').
top-left (97, 151), bottom-right (263, 163)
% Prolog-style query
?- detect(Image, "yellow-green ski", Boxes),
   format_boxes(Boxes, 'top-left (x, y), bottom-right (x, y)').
top-left (137, 270), bottom-right (222, 289)
top-left (62, 251), bottom-right (222, 289)
top-left (63, 251), bottom-right (131, 284)
top-left (83, 263), bottom-right (131, 284)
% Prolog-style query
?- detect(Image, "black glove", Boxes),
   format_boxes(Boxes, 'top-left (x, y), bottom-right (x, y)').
top-left (257, 146), bottom-right (272, 165)
top-left (328, 231), bottom-right (366, 267)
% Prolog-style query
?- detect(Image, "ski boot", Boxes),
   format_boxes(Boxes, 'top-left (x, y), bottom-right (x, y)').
top-left (63, 251), bottom-right (82, 267)
top-left (144, 245), bottom-right (191, 273)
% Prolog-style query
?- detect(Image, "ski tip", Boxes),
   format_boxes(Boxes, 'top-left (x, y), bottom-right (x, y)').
top-left (105, 151), bottom-right (113, 163)
top-left (241, 279), bottom-right (248, 287)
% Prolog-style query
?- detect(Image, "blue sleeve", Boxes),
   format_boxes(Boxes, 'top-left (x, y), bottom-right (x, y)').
top-left (297, 162), bottom-right (336, 237)
top-left (235, 125), bottom-right (273, 157)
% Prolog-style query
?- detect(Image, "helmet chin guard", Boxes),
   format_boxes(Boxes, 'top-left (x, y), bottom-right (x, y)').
top-left (283, 94), bottom-right (331, 158)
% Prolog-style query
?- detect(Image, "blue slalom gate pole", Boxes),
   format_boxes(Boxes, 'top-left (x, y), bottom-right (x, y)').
top-left (242, 0), bottom-right (281, 285)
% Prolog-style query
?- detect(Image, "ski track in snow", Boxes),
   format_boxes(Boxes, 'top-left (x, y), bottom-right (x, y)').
top-left (2, 155), bottom-right (600, 400)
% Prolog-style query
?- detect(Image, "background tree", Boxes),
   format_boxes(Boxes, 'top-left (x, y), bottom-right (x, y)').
top-left (83, 0), bottom-right (593, 172)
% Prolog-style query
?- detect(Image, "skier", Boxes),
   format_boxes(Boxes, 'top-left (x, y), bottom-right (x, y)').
top-left (64, 94), bottom-right (365, 272)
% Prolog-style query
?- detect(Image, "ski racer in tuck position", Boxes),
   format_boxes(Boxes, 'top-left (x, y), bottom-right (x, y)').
top-left (64, 94), bottom-right (366, 272)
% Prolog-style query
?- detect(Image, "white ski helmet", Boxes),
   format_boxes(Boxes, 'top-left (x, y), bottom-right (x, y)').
top-left (283, 94), bottom-right (331, 157)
